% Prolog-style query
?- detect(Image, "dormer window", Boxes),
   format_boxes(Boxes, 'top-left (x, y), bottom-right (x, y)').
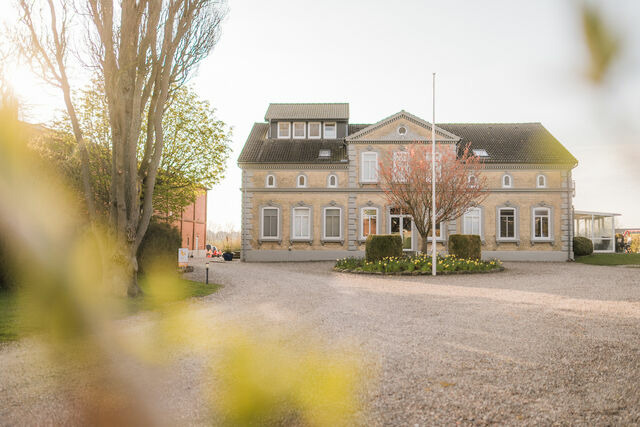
top-left (324, 122), bottom-right (336, 139)
top-left (277, 122), bottom-right (290, 139)
top-left (473, 149), bottom-right (489, 157)
top-left (308, 122), bottom-right (321, 139)
top-left (318, 149), bottom-right (331, 158)
top-left (293, 122), bottom-right (306, 139)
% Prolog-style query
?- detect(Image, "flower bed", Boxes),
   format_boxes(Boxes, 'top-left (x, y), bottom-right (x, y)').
top-left (334, 254), bottom-right (503, 275)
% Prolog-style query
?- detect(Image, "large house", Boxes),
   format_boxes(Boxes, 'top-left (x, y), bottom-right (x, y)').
top-left (238, 103), bottom-right (578, 262)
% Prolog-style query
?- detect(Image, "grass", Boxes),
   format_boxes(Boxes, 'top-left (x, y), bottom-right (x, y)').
top-left (0, 277), bottom-right (220, 344)
top-left (575, 253), bottom-right (640, 266)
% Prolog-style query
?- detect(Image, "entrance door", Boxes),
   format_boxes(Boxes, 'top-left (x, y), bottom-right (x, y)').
top-left (390, 208), bottom-right (414, 251)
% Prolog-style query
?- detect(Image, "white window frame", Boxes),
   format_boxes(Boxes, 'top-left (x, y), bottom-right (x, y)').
top-left (463, 207), bottom-right (482, 236)
top-left (360, 151), bottom-right (378, 183)
top-left (324, 122), bottom-right (337, 139)
top-left (292, 207), bottom-right (311, 240)
top-left (532, 207), bottom-right (551, 240)
top-left (265, 174), bottom-right (276, 188)
top-left (502, 174), bottom-right (513, 188)
top-left (322, 207), bottom-right (342, 240)
top-left (468, 174), bottom-right (477, 187)
top-left (293, 122), bottom-right (306, 139)
top-left (392, 151), bottom-right (409, 183)
top-left (296, 174), bottom-right (307, 188)
top-left (277, 122), bottom-right (291, 139)
top-left (426, 221), bottom-right (446, 241)
top-left (327, 174), bottom-right (338, 188)
top-left (360, 207), bottom-right (379, 240)
top-left (536, 174), bottom-right (547, 188)
top-left (498, 207), bottom-right (517, 240)
top-left (260, 206), bottom-right (280, 240)
top-left (308, 122), bottom-right (321, 139)
top-left (426, 152), bottom-right (442, 177)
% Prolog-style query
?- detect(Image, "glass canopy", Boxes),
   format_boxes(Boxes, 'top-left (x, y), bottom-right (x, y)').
top-left (574, 211), bottom-right (620, 253)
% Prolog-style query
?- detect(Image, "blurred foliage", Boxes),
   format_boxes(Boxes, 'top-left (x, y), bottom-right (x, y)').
top-left (630, 235), bottom-right (640, 253)
top-left (0, 94), bottom-right (363, 424)
top-left (581, 3), bottom-right (622, 83)
top-left (137, 221), bottom-right (182, 275)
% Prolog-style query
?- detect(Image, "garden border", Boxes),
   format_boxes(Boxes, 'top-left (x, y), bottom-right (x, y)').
top-left (333, 266), bottom-right (505, 276)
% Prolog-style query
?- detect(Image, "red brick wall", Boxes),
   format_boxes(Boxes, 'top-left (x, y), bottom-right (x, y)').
top-left (172, 190), bottom-right (207, 251)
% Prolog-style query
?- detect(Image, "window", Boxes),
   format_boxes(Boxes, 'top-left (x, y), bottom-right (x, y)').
top-left (499, 208), bottom-right (516, 239)
top-left (533, 208), bottom-right (550, 239)
top-left (292, 207), bottom-right (311, 239)
top-left (293, 122), bottom-right (306, 139)
top-left (327, 174), bottom-right (338, 188)
top-left (398, 126), bottom-right (407, 136)
top-left (262, 207), bottom-right (279, 239)
top-left (502, 174), bottom-right (512, 188)
top-left (393, 151), bottom-right (409, 182)
top-left (277, 122), bottom-right (290, 139)
top-left (324, 208), bottom-right (341, 239)
top-left (468, 175), bottom-right (477, 187)
top-left (297, 174), bottom-right (307, 188)
top-left (361, 208), bottom-right (378, 238)
top-left (308, 122), bottom-right (321, 139)
top-left (361, 152), bottom-right (378, 183)
top-left (265, 174), bottom-right (276, 188)
top-left (318, 149), bottom-right (331, 158)
top-left (324, 122), bottom-right (336, 139)
top-left (426, 152), bottom-right (442, 177)
top-left (390, 207), bottom-right (413, 250)
top-left (537, 174), bottom-right (546, 188)
top-left (473, 149), bottom-right (489, 157)
top-left (463, 207), bottom-right (481, 236)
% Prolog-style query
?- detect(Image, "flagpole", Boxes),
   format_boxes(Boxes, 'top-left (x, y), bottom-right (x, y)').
top-left (431, 73), bottom-right (437, 276)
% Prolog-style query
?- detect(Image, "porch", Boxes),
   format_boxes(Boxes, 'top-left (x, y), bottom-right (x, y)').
top-left (574, 210), bottom-right (620, 253)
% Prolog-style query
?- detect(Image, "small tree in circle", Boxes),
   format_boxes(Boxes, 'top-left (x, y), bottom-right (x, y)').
top-left (378, 144), bottom-right (488, 254)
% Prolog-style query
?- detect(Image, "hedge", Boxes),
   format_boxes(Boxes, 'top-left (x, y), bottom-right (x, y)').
top-left (0, 236), bottom-right (14, 291)
top-left (365, 234), bottom-right (402, 262)
top-left (448, 234), bottom-right (482, 260)
top-left (137, 221), bottom-right (182, 275)
top-left (573, 236), bottom-right (593, 257)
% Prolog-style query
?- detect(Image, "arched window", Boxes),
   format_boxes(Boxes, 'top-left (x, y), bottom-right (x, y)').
top-left (327, 174), bottom-right (338, 188)
top-left (537, 174), bottom-right (546, 188)
top-left (468, 175), bottom-right (477, 187)
top-left (502, 174), bottom-right (512, 188)
top-left (297, 174), bottom-right (307, 188)
top-left (265, 174), bottom-right (276, 188)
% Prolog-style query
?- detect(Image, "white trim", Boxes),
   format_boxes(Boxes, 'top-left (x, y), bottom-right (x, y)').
top-left (292, 207), bottom-right (311, 240)
top-left (265, 174), bottom-right (276, 188)
top-left (536, 174), bottom-right (547, 188)
top-left (463, 206), bottom-right (482, 236)
top-left (292, 122), bottom-right (306, 139)
top-left (277, 122), bottom-right (290, 139)
top-left (497, 206), bottom-right (518, 241)
top-left (260, 206), bottom-right (280, 240)
top-left (324, 122), bottom-right (337, 139)
top-left (360, 206), bottom-right (380, 240)
top-left (392, 151), bottom-right (409, 182)
top-left (532, 206), bottom-right (552, 241)
top-left (468, 174), bottom-right (477, 187)
top-left (296, 174), bottom-right (308, 188)
top-left (308, 122), bottom-right (321, 139)
top-left (322, 206), bottom-right (342, 240)
top-left (360, 151), bottom-right (378, 183)
top-left (426, 221), bottom-right (445, 241)
top-left (502, 173), bottom-right (513, 188)
top-left (327, 173), bottom-right (338, 188)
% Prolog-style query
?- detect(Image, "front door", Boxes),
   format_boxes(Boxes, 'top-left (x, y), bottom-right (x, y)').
top-left (390, 208), bottom-right (413, 251)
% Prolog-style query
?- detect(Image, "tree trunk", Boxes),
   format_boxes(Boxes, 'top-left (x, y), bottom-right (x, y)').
top-left (126, 249), bottom-right (142, 297)
top-left (421, 237), bottom-right (430, 255)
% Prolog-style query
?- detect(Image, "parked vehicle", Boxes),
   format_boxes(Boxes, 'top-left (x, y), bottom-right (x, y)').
top-left (207, 246), bottom-right (222, 257)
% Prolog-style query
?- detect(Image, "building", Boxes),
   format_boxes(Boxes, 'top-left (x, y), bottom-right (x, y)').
top-left (238, 103), bottom-right (578, 262)
top-left (172, 190), bottom-right (207, 253)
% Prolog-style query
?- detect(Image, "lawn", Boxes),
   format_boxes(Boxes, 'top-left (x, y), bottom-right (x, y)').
top-left (575, 253), bottom-right (640, 266)
top-left (0, 278), bottom-right (220, 344)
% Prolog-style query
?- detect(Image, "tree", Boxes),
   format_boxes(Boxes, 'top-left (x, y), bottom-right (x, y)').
top-left (378, 144), bottom-right (488, 253)
top-left (17, 0), bottom-right (227, 296)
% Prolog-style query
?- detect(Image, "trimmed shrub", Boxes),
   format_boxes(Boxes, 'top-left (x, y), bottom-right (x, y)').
top-left (448, 234), bottom-right (482, 260)
top-left (137, 221), bottom-right (181, 275)
top-left (365, 234), bottom-right (402, 262)
top-left (573, 236), bottom-right (593, 257)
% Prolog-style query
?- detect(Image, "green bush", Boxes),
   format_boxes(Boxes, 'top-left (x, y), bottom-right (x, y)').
top-left (365, 234), bottom-right (402, 262)
top-left (448, 234), bottom-right (482, 260)
top-left (137, 221), bottom-right (182, 275)
top-left (573, 236), bottom-right (594, 257)
top-left (0, 237), bottom-right (15, 291)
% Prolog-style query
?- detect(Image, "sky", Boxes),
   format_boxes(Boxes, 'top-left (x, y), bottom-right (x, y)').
top-left (5, 0), bottom-right (640, 230)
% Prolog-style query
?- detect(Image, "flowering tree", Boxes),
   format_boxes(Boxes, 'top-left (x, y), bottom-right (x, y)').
top-left (378, 144), bottom-right (488, 253)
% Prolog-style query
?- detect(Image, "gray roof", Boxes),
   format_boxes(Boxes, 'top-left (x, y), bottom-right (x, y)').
top-left (238, 121), bottom-right (577, 166)
top-left (264, 103), bottom-right (349, 120)
top-left (438, 123), bottom-right (577, 165)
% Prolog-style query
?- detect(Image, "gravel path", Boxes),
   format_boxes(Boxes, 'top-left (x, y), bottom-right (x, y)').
top-left (1, 260), bottom-right (639, 425)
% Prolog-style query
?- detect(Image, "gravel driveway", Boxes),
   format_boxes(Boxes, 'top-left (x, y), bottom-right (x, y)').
top-left (1, 260), bottom-right (639, 425)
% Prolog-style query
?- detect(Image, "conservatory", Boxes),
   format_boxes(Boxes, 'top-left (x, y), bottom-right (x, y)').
top-left (574, 210), bottom-right (620, 253)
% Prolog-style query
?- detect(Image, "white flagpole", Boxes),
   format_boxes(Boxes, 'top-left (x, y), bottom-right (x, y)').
top-left (431, 73), bottom-right (437, 276)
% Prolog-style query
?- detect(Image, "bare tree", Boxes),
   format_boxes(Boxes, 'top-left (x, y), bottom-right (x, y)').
top-left (16, 0), bottom-right (226, 296)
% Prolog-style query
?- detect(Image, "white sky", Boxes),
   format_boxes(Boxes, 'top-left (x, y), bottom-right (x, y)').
top-left (5, 0), bottom-right (640, 230)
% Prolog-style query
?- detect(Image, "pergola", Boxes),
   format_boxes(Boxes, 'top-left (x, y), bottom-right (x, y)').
top-left (574, 210), bottom-right (620, 253)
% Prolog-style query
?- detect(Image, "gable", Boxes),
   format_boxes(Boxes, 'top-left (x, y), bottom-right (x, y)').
top-left (345, 110), bottom-right (460, 143)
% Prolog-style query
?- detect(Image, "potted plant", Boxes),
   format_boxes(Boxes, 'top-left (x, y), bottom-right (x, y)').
top-left (222, 237), bottom-right (233, 261)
